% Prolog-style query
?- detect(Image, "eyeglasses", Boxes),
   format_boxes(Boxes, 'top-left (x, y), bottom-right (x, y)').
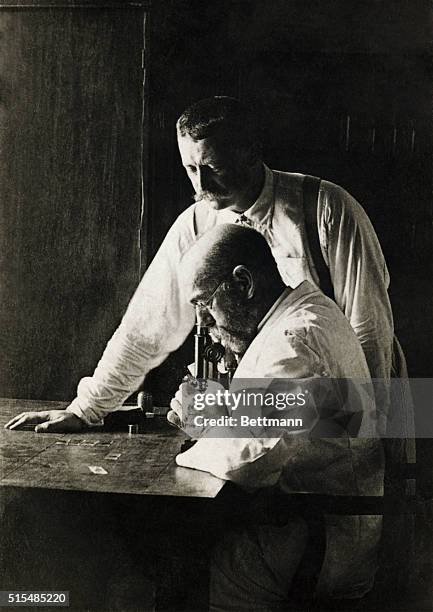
top-left (192, 280), bottom-right (226, 310)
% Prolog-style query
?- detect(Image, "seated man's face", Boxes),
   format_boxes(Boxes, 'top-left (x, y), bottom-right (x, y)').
top-left (177, 134), bottom-right (254, 211)
top-left (192, 280), bottom-right (258, 358)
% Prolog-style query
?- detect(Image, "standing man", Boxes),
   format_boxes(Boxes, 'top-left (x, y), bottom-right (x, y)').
top-left (6, 96), bottom-right (395, 433)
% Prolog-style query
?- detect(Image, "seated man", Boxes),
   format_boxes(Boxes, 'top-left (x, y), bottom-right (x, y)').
top-left (168, 223), bottom-right (384, 611)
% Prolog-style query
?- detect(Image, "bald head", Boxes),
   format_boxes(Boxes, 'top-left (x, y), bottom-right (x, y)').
top-left (187, 224), bottom-right (279, 290)
top-left (181, 225), bottom-right (286, 356)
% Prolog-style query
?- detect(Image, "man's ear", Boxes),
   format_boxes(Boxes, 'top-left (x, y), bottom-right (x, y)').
top-left (231, 265), bottom-right (254, 299)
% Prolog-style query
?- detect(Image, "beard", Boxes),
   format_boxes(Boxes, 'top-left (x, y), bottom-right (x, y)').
top-left (217, 328), bottom-right (251, 357)
top-left (209, 314), bottom-right (257, 359)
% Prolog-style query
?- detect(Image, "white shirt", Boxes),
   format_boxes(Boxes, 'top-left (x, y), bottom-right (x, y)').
top-left (67, 166), bottom-right (393, 426)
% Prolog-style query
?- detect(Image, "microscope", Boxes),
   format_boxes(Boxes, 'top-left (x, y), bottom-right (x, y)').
top-left (180, 314), bottom-right (236, 451)
top-left (191, 306), bottom-right (237, 385)
top-left (193, 322), bottom-right (225, 380)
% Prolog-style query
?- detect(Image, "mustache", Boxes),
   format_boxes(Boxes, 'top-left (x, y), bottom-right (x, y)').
top-left (194, 189), bottom-right (229, 202)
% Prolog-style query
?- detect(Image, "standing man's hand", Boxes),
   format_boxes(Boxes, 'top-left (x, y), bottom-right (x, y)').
top-left (4, 410), bottom-right (84, 433)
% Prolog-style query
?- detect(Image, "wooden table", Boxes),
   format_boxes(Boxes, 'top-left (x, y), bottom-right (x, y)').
top-left (0, 399), bottom-right (227, 609)
top-left (0, 398), bottom-right (225, 498)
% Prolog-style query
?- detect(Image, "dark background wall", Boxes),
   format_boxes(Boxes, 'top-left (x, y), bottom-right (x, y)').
top-left (0, 0), bottom-right (431, 403)
top-left (0, 2), bottom-right (146, 399)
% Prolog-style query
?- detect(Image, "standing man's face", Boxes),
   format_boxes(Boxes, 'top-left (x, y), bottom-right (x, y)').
top-left (177, 134), bottom-right (256, 211)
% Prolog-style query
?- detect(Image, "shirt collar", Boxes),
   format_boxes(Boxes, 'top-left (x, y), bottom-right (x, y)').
top-left (242, 164), bottom-right (274, 223)
top-left (257, 281), bottom-right (318, 332)
top-left (214, 164), bottom-right (274, 228)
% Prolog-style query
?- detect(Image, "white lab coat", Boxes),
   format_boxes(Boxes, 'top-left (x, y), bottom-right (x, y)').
top-left (177, 282), bottom-right (384, 600)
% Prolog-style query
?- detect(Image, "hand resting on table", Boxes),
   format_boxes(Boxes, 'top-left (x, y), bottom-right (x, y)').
top-left (4, 410), bottom-right (84, 433)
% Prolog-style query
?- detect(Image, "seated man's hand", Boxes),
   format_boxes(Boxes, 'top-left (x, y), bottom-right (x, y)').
top-left (167, 379), bottom-right (227, 435)
top-left (4, 410), bottom-right (84, 433)
top-left (167, 381), bottom-right (194, 429)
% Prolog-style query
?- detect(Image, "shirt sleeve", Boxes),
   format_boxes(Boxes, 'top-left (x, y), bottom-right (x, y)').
top-left (176, 436), bottom-right (285, 487)
top-left (318, 181), bottom-right (394, 383)
top-left (66, 208), bottom-right (197, 426)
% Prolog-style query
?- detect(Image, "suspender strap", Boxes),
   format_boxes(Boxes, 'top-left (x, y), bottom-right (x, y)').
top-left (302, 175), bottom-right (335, 302)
